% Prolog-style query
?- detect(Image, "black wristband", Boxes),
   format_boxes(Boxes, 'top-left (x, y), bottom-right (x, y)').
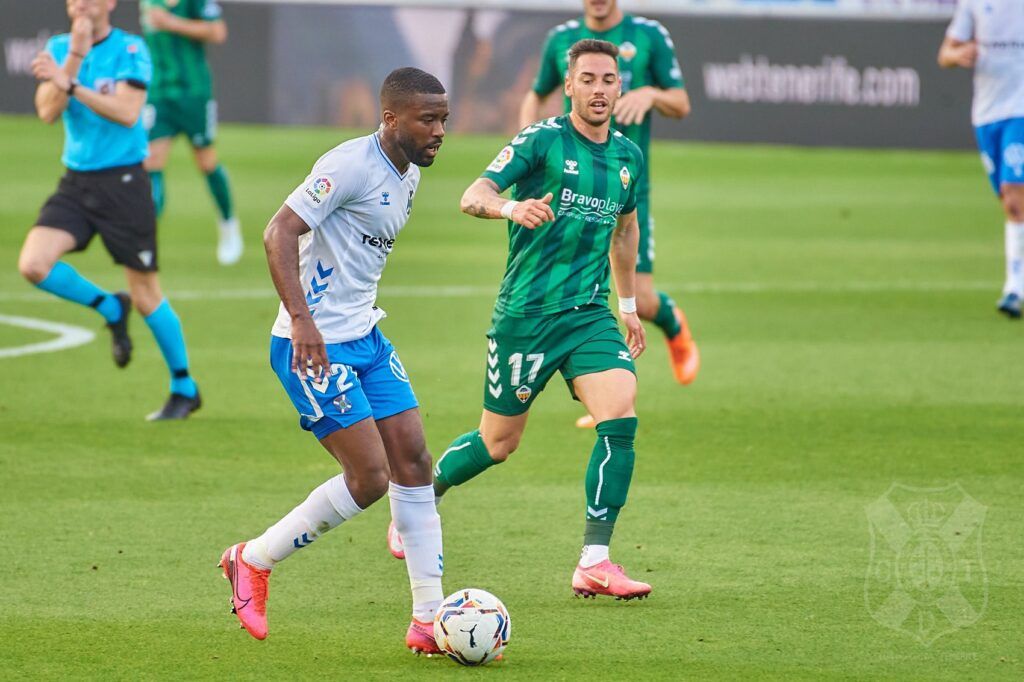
top-left (66, 80), bottom-right (77, 97)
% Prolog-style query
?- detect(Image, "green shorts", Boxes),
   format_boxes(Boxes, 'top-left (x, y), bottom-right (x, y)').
top-left (144, 97), bottom-right (217, 148)
top-left (636, 190), bottom-right (654, 274)
top-left (482, 304), bottom-right (636, 416)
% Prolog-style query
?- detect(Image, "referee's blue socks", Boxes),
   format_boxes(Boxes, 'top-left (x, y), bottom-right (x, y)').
top-left (149, 170), bottom-right (165, 217)
top-left (144, 299), bottom-right (198, 398)
top-left (36, 261), bottom-right (123, 323)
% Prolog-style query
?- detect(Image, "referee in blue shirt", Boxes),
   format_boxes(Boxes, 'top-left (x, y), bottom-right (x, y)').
top-left (18, 0), bottom-right (201, 421)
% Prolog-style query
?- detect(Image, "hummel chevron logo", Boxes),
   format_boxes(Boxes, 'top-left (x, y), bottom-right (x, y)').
top-left (583, 572), bottom-right (610, 589)
top-left (305, 261), bottom-right (334, 308)
top-left (488, 338), bottom-right (497, 352)
top-left (487, 354), bottom-right (498, 369)
top-left (488, 384), bottom-right (503, 399)
top-left (488, 369), bottom-right (500, 384)
top-left (293, 532), bottom-right (314, 549)
top-left (587, 505), bottom-right (608, 518)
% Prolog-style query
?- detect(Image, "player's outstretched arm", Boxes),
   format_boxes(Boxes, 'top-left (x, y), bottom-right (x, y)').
top-left (610, 210), bottom-right (646, 358)
top-left (146, 7), bottom-right (227, 44)
top-left (264, 204), bottom-right (328, 380)
top-left (460, 178), bottom-right (554, 229)
top-left (937, 37), bottom-right (977, 69)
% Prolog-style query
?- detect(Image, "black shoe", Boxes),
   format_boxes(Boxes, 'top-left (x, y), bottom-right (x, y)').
top-left (997, 292), bottom-right (1022, 319)
top-left (146, 391), bottom-right (202, 421)
top-left (106, 292), bottom-right (133, 368)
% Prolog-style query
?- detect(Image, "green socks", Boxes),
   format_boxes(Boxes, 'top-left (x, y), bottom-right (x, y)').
top-left (204, 164), bottom-right (234, 221)
top-left (433, 430), bottom-right (495, 497)
top-left (149, 170), bottom-right (165, 217)
top-left (584, 417), bottom-right (638, 546)
top-left (652, 292), bottom-right (682, 339)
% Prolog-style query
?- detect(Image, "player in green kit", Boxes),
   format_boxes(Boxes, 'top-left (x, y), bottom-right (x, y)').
top-left (522, 0), bottom-right (697, 429)
top-left (139, 0), bottom-right (242, 265)
top-left (388, 40), bottom-right (652, 599)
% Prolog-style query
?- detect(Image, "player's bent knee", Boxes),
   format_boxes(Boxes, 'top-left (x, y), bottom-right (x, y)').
top-left (17, 252), bottom-right (53, 284)
top-left (636, 296), bottom-right (659, 321)
top-left (483, 434), bottom-right (519, 462)
top-left (348, 467), bottom-right (390, 506)
top-left (394, 448), bottom-right (434, 484)
top-left (1003, 198), bottom-right (1023, 222)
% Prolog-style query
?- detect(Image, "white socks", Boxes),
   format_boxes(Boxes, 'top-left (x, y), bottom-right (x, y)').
top-left (580, 544), bottom-right (609, 568)
top-left (389, 482), bottom-right (444, 622)
top-left (1004, 221), bottom-right (1024, 296)
top-left (242, 474), bottom-right (363, 570)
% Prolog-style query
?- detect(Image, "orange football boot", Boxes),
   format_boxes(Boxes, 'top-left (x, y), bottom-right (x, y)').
top-left (666, 307), bottom-right (699, 385)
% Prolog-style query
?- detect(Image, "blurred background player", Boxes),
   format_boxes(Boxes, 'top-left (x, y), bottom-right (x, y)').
top-left (939, 0), bottom-right (1024, 319)
top-left (220, 68), bottom-right (449, 652)
top-left (393, 40), bottom-right (652, 601)
top-left (521, 0), bottom-right (697, 429)
top-left (19, 0), bottom-right (201, 421)
top-left (139, 0), bottom-right (242, 265)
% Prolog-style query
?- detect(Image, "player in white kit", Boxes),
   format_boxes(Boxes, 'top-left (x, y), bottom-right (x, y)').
top-left (940, 0), bottom-right (1024, 318)
top-left (218, 68), bottom-right (449, 654)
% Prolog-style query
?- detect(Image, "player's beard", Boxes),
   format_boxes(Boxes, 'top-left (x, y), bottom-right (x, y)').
top-left (573, 96), bottom-right (613, 128)
top-left (398, 130), bottom-right (440, 167)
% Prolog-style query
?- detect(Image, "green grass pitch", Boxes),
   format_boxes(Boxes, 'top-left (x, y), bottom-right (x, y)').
top-left (0, 113), bottom-right (1020, 679)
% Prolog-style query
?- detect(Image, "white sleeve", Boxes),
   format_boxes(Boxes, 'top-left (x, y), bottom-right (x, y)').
top-left (946, 0), bottom-right (975, 42)
top-left (284, 147), bottom-right (366, 230)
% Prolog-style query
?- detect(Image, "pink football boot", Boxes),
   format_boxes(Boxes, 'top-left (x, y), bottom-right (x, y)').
top-left (220, 542), bottom-right (270, 640)
top-left (572, 559), bottom-right (652, 600)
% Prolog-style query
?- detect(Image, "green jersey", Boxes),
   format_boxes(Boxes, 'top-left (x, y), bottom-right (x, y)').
top-left (481, 114), bottom-right (645, 319)
top-left (140, 0), bottom-right (221, 100)
top-left (532, 14), bottom-right (683, 190)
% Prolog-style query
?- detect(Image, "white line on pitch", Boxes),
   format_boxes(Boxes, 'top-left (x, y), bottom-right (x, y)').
top-left (0, 280), bottom-right (996, 304)
top-left (0, 314), bottom-right (95, 359)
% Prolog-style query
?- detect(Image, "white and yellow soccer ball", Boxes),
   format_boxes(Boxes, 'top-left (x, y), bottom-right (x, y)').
top-left (433, 588), bottom-right (511, 666)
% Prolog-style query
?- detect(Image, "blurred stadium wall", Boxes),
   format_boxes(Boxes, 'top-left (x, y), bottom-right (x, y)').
top-left (0, 0), bottom-right (973, 148)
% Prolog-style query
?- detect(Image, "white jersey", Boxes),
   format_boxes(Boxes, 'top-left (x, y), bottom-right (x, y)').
top-left (947, 0), bottom-right (1024, 127)
top-left (271, 132), bottom-right (420, 344)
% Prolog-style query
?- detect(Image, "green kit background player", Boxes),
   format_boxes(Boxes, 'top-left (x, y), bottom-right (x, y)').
top-left (389, 40), bottom-right (653, 600)
top-left (521, 0), bottom-right (698, 428)
top-left (140, 0), bottom-right (242, 265)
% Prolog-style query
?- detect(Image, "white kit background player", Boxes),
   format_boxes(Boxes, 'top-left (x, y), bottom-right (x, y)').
top-left (219, 67), bottom-right (451, 654)
top-left (940, 0), bottom-right (1024, 318)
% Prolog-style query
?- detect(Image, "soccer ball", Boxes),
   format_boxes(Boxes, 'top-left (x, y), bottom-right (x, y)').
top-left (433, 588), bottom-right (511, 666)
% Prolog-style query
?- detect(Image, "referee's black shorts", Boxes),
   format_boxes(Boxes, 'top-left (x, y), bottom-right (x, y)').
top-left (35, 163), bottom-right (158, 272)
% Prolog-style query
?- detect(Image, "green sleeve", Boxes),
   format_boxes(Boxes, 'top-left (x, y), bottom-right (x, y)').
top-left (531, 31), bottom-right (563, 97)
top-left (481, 131), bottom-right (545, 193)
top-left (648, 21), bottom-right (685, 90)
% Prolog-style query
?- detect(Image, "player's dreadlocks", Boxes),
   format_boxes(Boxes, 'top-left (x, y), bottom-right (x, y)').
top-left (567, 39), bottom-right (620, 73)
top-left (380, 67), bottom-right (446, 110)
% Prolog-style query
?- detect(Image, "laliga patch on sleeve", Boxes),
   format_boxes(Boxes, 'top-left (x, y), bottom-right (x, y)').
top-left (487, 146), bottom-right (515, 173)
top-left (303, 176), bottom-right (333, 205)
